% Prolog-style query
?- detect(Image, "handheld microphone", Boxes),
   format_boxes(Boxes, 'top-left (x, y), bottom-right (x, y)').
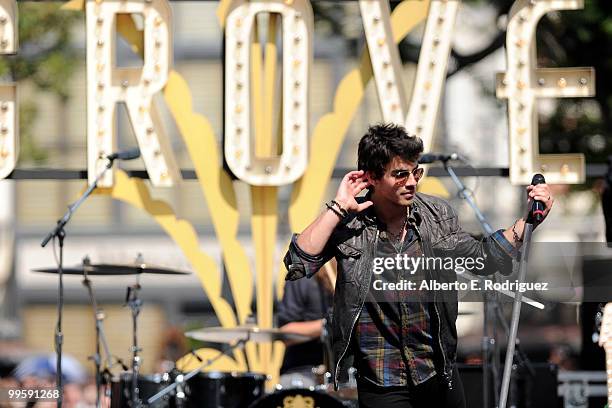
top-left (418, 152), bottom-right (460, 164)
top-left (107, 147), bottom-right (141, 161)
top-left (530, 173), bottom-right (546, 224)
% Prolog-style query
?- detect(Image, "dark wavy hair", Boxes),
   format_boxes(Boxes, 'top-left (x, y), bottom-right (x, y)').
top-left (357, 123), bottom-right (424, 179)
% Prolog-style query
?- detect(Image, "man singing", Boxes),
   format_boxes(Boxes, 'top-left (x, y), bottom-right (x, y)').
top-left (283, 123), bottom-right (554, 408)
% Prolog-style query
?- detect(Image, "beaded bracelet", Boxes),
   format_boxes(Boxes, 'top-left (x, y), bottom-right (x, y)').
top-left (325, 202), bottom-right (345, 219)
top-left (330, 200), bottom-right (348, 218)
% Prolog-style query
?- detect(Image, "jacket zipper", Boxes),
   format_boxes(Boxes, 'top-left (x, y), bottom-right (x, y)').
top-left (412, 216), bottom-right (452, 389)
top-left (334, 302), bottom-right (361, 388)
top-left (435, 300), bottom-right (451, 388)
top-left (334, 229), bottom-right (379, 388)
top-left (334, 203), bottom-right (453, 389)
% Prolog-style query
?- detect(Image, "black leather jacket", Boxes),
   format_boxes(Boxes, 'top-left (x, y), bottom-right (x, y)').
top-left (283, 193), bottom-right (516, 389)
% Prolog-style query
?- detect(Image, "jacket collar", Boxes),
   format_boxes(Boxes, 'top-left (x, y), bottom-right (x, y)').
top-left (358, 191), bottom-right (423, 228)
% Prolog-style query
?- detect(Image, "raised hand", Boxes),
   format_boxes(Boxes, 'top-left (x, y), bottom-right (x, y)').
top-left (334, 170), bottom-right (373, 213)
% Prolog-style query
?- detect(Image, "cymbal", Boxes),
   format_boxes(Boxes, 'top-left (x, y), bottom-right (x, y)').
top-left (185, 326), bottom-right (312, 345)
top-left (32, 263), bottom-right (190, 276)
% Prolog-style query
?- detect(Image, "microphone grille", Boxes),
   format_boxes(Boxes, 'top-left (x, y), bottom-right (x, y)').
top-left (531, 173), bottom-right (545, 185)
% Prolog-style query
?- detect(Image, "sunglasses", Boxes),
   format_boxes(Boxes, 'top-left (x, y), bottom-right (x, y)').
top-left (390, 167), bottom-right (424, 185)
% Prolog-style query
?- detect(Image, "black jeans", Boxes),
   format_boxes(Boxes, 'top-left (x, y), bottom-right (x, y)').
top-left (357, 367), bottom-right (466, 408)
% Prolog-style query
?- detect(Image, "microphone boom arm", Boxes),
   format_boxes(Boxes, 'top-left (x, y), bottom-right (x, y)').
top-left (41, 158), bottom-right (114, 248)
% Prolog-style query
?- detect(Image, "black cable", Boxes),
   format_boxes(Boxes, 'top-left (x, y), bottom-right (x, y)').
top-left (457, 155), bottom-right (481, 199)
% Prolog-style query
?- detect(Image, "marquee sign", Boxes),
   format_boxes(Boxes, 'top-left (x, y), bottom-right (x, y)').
top-left (496, 0), bottom-right (594, 184)
top-left (0, 0), bottom-right (595, 186)
top-left (1, 0), bottom-right (596, 382)
top-left (86, 0), bottom-right (180, 187)
top-left (0, 0), bottom-right (17, 180)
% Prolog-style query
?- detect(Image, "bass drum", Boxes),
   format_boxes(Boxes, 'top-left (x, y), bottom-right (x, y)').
top-left (185, 371), bottom-right (267, 408)
top-left (248, 388), bottom-right (345, 408)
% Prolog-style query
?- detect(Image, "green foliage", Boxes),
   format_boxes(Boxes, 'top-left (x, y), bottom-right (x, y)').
top-left (535, 0), bottom-right (612, 165)
top-left (6, 4), bottom-right (81, 99)
top-left (18, 100), bottom-right (46, 163)
top-left (1, 4), bottom-right (82, 163)
top-left (312, 0), bottom-right (612, 169)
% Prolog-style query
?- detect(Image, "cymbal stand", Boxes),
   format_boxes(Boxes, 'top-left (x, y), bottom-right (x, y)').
top-left (81, 256), bottom-right (113, 408)
top-left (125, 276), bottom-right (143, 407)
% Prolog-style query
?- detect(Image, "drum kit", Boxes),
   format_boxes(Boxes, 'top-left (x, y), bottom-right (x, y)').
top-left (33, 257), bottom-right (358, 408)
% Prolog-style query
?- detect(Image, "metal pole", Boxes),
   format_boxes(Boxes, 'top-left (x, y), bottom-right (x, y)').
top-left (498, 222), bottom-right (534, 408)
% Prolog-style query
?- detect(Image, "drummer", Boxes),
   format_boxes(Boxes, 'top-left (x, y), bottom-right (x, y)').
top-left (277, 263), bottom-right (335, 388)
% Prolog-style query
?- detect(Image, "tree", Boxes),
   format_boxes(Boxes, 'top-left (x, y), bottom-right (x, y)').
top-left (536, 0), bottom-right (612, 165)
top-left (311, 0), bottom-right (612, 167)
top-left (0, 3), bottom-right (80, 338)
top-left (0, 4), bottom-right (81, 163)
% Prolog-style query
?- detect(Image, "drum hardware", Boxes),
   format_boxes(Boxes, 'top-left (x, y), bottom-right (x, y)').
top-left (33, 262), bottom-right (191, 276)
top-left (322, 367), bottom-right (358, 402)
top-left (36, 254), bottom-right (340, 407)
top-left (125, 266), bottom-right (144, 408)
top-left (38, 159), bottom-right (113, 407)
top-left (323, 371), bottom-right (332, 389)
top-left (38, 149), bottom-right (141, 407)
top-left (184, 325), bottom-right (311, 345)
top-left (110, 373), bottom-right (174, 408)
top-left (147, 338), bottom-right (249, 406)
top-left (173, 373), bottom-right (185, 408)
top-left (34, 252), bottom-right (191, 407)
top-left (81, 255), bottom-right (114, 408)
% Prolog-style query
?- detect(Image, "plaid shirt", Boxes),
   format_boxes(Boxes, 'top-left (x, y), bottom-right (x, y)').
top-left (353, 227), bottom-right (437, 387)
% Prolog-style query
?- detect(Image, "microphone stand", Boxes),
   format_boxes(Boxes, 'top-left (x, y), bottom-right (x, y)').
top-left (40, 157), bottom-right (117, 407)
top-left (442, 159), bottom-right (494, 235)
top-left (441, 159), bottom-right (498, 407)
top-left (441, 158), bottom-right (538, 408)
top-left (498, 220), bottom-right (535, 408)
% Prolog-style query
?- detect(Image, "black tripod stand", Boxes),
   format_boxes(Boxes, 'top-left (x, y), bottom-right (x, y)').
top-left (40, 147), bottom-right (140, 406)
